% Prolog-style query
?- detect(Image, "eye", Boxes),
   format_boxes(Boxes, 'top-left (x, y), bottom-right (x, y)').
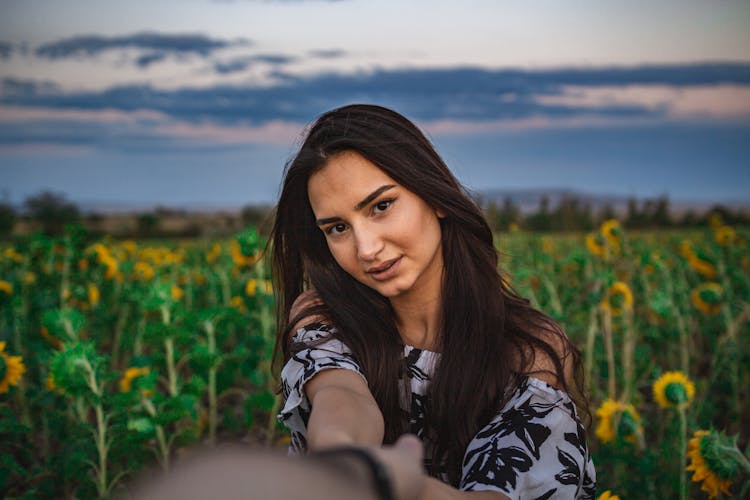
top-left (325, 223), bottom-right (348, 236)
top-left (373, 199), bottom-right (393, 215)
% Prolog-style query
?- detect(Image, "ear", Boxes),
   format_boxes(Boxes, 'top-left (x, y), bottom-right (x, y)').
top-left (436, 208), bottom-right (446, 219)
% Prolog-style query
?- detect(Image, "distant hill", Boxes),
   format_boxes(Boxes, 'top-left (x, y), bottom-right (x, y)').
top-left (475, 188), bottom-right (750, 216)
top-left (11, 189), bottom-right (749, 217)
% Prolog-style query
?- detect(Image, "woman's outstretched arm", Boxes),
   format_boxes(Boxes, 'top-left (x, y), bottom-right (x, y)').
top-left (287, 289), bottom-right (385, 449)
top-left (305, 368), bottom-right (385, 449)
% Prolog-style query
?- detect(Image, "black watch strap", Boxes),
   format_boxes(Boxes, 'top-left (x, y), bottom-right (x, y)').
top-left (313, 447), bottom-right (395, 500)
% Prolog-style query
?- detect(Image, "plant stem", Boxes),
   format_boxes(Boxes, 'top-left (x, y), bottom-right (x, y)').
top-left (622, 310), bottom-right (635, 403)
top-left (111, 303), bottom-right (130, 371)
top-left (60, 232), bottom-right (72, 308)
top-left (584, 305), bottom-right (597, 398)
top-left (164, 336), bottom-right (178, 397)
top-left (161, 305), bottom-right (178, 397)
top-left (143, 399), bottom-right (170, 470)
top-left (82, 358), bottom-right (109, 498)
top-left (601, 306), bottom-right (617, 400)
top-left (542, 277), bottom-right (562, 317)
top-left (678, 405), bottom-right (688, 500)
top-left (205, 321), bottom-right (217, 447)
top-left (218, 269), bottom-right (231, 307)
top-left (94, 402), bottom-right (108, 498)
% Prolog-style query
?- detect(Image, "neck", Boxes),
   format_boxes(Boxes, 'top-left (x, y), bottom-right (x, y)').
top-left (390, 271), bottom-right (443, 352)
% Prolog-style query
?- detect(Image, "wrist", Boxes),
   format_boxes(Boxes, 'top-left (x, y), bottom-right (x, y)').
top-left (308, 427), bottom-right (358, 450)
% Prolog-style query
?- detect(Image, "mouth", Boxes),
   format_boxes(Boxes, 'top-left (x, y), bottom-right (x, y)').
top-left (366, 257), bottom-right (401, 280)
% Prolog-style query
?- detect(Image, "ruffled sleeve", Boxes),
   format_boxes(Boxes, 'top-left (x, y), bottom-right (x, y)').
top-left (277, 323), bottom-right (366, 454)
top-left (460, 377), bottom-right (596, 499)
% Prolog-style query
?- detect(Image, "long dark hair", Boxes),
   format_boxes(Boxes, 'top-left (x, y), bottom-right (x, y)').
top-left (271, 104), bottom-right (585, 485)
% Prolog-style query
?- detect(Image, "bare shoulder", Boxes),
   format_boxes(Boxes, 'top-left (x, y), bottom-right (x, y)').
top-left (525, 322), bottom-right (576, 391)
top-left (288, 289), bottom-right (329, 338)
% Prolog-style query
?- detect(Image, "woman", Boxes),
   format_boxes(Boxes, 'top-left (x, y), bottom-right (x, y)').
top-left (271, 104), bottom-right (595, 499)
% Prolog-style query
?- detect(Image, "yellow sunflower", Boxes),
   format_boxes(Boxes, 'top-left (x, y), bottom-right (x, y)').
top-left (205, 243), bottom-right (222, 264)
top-left (121, 240), bottom-right (137, 258)
top-left (598, 491), bottom-right (620, 500)
top-left (688, 255), bottom-right (717, 280)
top-left (708, 212), bottom-right (724, 229)
top-left (231, 241), bottom-right (259, 267)
top-left (585, 233), bottom-right (606, 256)
top-left (714, 225), bottom-right (736, 246)
top-left (600, 219), bottom-right (622, 248)
top-left (193, 271), bottom-right (207, 285)
top-left (87, 283), bottom-right (100, 307)
top-left (0, 280), bottom-right (13, 295)
top-left (600, 281), bottom-right (634, 316)
top-left (679, 239), bottom-right (694, 259)
top-left (230, 295), bottom-right (247, 313)
top-left (0, 341), bottom-right (26, 393)
top-left (686, 430), bottom-right (733, 499)
top-left (134, 261), bottom-right (155, 281)
top-left (653, 371), bottom-right (695, 409)
top-left (691, 283), bottom-right (723, 315)
top-left (541, 237), bottom-right (553, 255)
top-left (171, 286), bottom-right (183, 301)
top-left (119, 366), bottom-right (151, 393)
top-left (245, 278), bottom-right (258, 297)
top-left (595, 398), bottom-right (642, 444)
top-left (245, 278), bottom-right (272, 297)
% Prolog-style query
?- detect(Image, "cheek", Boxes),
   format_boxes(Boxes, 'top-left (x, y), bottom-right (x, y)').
top-left (327, 240), bottom-right (359, 275)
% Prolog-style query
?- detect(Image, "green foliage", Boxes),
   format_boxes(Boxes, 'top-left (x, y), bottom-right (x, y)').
top-left (1, 224), bottom-right (749, 498)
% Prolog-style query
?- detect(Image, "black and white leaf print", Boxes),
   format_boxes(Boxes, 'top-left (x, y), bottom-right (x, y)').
top-left (463, 444), bottom-right (533, 491)
top-left (554, 447), bottom-right (581, 486)
top-left (474, 398), bottom-right (553, 460)
top-left (581, 465), bottom-right (596, 499)
top-left (534, 488), bottom-right (557, 500)
top-left (409, 392), bottom-right (428, 438)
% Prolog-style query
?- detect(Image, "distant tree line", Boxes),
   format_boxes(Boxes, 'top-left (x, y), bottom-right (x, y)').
top-left (483, 195), bottom-right (750, 232)
top-left (1, 190), bottom-right (747, 239)
top-left (0, 191), bottom-right (275, 239)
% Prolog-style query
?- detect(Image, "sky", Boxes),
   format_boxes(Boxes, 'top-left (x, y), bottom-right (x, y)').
top-left (1, 0), bottom-right (749, 209)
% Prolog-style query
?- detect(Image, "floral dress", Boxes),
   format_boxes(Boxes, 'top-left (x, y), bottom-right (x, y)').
top-left (278, 323), bottom-right (596, 499)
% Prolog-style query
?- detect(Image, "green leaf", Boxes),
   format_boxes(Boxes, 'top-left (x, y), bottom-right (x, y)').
top-left (127, 418), bottom-right (155, 434)
top-left (42, 308), bottom-right (86, 342)
top-left (247, 390), bottom-right (276, 412)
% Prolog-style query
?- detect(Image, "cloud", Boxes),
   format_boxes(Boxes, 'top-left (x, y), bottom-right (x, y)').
top-left (308, 49), bottom-right (346, 59)
top-left (2, 63), bottom-right (749, 133)
top-left (35, 32), bottom-right (243, 59)
top-left (0, 42), bottom-right (12, 59)
top-left (135, 51), bottom-right (168, 68)
top-left (212, 53), bottom-right (296, 74)
top-left (2, 77), bottom-right (61, 96)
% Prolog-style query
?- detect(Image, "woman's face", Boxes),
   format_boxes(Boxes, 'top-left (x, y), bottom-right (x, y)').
top-left (307, 151), bottom-right (444, 302)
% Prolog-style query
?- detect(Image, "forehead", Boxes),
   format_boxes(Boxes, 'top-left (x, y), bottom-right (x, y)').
top-left (307, 151), bottom-right (397, 214)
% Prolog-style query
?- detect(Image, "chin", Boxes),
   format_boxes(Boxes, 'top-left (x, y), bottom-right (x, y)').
top-left (373, 281), bottom-right (411, 298)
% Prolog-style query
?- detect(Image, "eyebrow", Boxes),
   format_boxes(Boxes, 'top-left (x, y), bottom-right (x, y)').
top-left (315, 184), bottom-right (396, 226)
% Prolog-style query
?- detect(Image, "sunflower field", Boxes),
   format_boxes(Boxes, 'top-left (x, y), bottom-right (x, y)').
top-left (1, 217), bottom-right (749, 498)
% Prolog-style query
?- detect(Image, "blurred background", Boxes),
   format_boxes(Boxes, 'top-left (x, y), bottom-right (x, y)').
top-left (1, 0), bottom-right (749, 236)
top-left (2, 3), bottom-right (750, 499)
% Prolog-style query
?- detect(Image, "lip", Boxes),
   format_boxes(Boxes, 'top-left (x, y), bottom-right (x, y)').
top-left (366, 257), bottom-right (401, 281)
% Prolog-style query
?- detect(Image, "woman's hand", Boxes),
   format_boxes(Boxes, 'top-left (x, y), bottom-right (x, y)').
top-left (371, 435), bottom-right (426, 500)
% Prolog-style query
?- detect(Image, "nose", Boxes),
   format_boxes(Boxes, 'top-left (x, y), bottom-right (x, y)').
top-left (353, 224), bottom-right (384, 262)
